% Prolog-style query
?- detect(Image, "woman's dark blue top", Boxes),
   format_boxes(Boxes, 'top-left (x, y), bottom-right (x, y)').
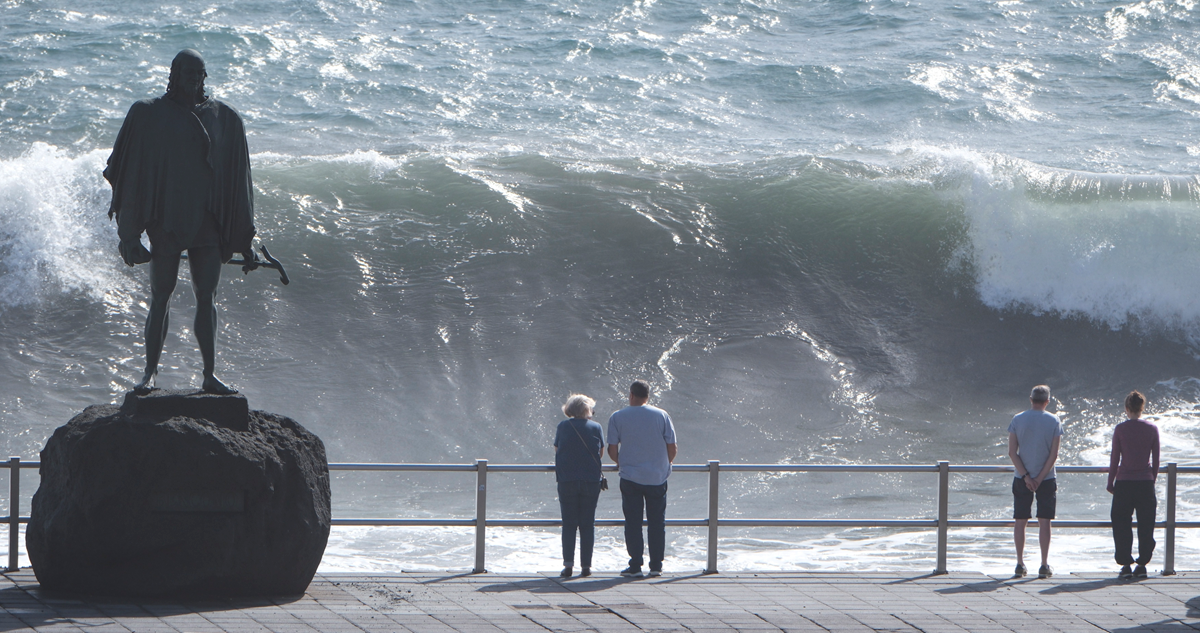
top-left (553, 418), bottom-right (604, 482)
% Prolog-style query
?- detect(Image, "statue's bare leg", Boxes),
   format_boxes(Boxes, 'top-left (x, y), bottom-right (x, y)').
top-left (135, 250), bottom-right (181, 394)
top-left (189, 245), bottom-right (236, 395)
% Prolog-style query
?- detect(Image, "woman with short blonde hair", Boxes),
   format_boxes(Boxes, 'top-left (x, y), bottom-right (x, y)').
top-left (553, 393), bottom-right (604, 578)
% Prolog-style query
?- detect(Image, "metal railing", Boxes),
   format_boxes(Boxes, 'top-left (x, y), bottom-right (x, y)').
top-left (4, 457), bottom-right (1197, 575)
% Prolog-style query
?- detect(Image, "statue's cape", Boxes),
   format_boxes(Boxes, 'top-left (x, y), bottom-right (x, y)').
top-left (104, 96), bottom-right (255, 261)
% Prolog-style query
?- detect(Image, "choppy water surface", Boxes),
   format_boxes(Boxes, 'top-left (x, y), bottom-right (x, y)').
top-left (3, 0), bottom-right (1200, 573)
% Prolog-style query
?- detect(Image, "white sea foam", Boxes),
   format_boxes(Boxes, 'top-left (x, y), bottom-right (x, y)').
top-left (319, 522), bottom-right (1200, 575)
top-left (895, 145), bottom-right (1200, 343)
top-left (253, 149), bottom-right (408, 179)
top-left (968, 171), bottom-right (1200, 337)
top-left (0, 143), bottom-right (132, 308)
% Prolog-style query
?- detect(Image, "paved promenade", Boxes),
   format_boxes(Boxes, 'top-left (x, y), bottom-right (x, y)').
top-left (1, 568), bottom-right (1199, 632)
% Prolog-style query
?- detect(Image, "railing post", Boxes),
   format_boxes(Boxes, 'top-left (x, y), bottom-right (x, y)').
top-left (1165, 462), bottom-right (1177, 576)
top-left (8, 457), bottom-right (18, 572)
top-left (935, 461), bottom-right (949, 575)
top-left (474, 459), bottom-right (487, 573)
top-left (706, 460), bottom-right (719, 574)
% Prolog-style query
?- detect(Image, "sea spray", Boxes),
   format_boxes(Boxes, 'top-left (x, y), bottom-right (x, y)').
top-left (0, 143), bottom-right (132, 308)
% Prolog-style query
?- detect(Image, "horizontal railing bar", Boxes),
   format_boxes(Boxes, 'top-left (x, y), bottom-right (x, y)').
top-left (487, 519), bottom-right (711, 527)
top-left (330, 518), bottom-right (712, 527)
top-left (719, 519), bottom-right (937, 527)
top-left (717, 465), bottom-right (938, 473)
top-left (0, 512), bottom-right (1186, 530)
top-left (949, 520), bottom-right (1200, 528)
top-left (952, 465), bottom-right (1089, 473)
top-left (2, 514), bottom-right (1196, 530)
top-left (9, 460), bottom-right (1200, 473)
top-left (325, 518), bottom-right (1200, 529)
top-left (325, 462), bottom-right (1200, 473)
top-left (331, 519), bottom-right (476, 526)
top-left (328, 463), bottom-right (477, 472)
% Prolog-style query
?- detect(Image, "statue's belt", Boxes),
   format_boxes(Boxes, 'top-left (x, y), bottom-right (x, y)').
top-left (181, 245), bottom-right (290, 285)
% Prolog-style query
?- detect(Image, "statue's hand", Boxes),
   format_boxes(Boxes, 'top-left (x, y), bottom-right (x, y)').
top-left (119, 240), bottom-right (152, 266)
top-left (240, 248), bottom-right (259, 275)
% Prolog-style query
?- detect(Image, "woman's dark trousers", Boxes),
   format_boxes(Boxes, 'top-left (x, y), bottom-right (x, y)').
top-left (1111, 480), bottom-right (1157, 566)
top-left (558, 480), bottom-right (601, 568)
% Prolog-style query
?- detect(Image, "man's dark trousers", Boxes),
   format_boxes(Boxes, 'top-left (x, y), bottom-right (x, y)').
top-left (620, 478), bottom-right (667, 570)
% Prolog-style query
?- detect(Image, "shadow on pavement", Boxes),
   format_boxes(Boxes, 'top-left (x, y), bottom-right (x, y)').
top-left (416, 572), bottom-right (477, 584)
top-left (476, 576), bottom-right (634, 593)
top-left (1112, 621), bottom-right (1200, 632)
top-left (1039, 577), bottom-right (1125, 594)
top-left (935, 578), bottom-right (1035, 594)
top-left (883, 573), bottom-right (945, 585)
top-left (474, 572), bottom-right (706, 594)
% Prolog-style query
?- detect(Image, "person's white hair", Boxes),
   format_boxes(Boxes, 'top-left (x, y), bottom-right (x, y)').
top-left (562, 394), bottom-right (595, 419)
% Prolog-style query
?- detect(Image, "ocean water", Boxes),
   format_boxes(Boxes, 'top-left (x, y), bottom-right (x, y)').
top-left (4, 0), bottom-right (1200, 574)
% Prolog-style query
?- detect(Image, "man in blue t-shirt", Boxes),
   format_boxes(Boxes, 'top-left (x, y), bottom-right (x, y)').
top-left (607, 380), bottom-right (677, 578)
top-left (1007, 384), bottom-right (1064, 579)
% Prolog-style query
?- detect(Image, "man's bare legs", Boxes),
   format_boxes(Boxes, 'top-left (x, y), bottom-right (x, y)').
top-left (188, 245), bottom-right (236, 395)
top-left (133, 250), bottom-right (180, 394)
top-left (1038, 518), bottom-right (1051, 566)
top-left (1014, 518), bottom-right (1027, 569)
top-left (133, 244), bottom-right (236, 395)
top-left (1014, 518), bottom-right (1052, 577)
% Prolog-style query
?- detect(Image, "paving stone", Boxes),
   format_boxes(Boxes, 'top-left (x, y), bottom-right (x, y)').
top-left (3, 569), bottom-right (1200, 632)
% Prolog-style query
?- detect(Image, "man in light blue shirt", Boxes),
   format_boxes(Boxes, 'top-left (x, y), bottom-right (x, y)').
top-left (607, 380), bottom-right (677, 578)
top-left (1007, 384), bottom-right (1063, 580)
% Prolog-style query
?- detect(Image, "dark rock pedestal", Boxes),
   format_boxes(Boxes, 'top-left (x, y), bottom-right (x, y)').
top-left (27, 390), bottom-right (331, 597)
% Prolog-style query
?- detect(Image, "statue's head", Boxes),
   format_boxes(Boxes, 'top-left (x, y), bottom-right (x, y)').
top-left (166, 49), bottom-right (207, 104)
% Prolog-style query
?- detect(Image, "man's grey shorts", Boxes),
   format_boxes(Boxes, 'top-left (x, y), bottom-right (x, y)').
top-left (1013, 477), bottom-right (1057, 520)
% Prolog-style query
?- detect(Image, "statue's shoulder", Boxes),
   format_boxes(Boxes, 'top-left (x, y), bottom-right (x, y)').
top-left (126, 98), bottom-right (155, 114)
top-left (124, 97), bottom-right (172, 121)
top-left (207, 98), bottom-right (245, 121)
top-left (135, 97), bottom-right (169, 109)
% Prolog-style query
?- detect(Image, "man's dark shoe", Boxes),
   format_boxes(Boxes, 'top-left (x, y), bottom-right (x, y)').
top-left (579, 567), bottom-right (591, 577)
top-left (619, 566), bottom-right (643, 578)
top-left (1038, 564), bottom-right (1053, 579)
top-left (1014, 563), bottom-right (1027, 578)
top-left (1134, 564), bottom-right (1148, 578)
top-left (1119, 564), bottom-right (1133, 579)
top-left (647, 569), bottom-right (662, 577)
top-left (559, 567), bottom-right (572, 578)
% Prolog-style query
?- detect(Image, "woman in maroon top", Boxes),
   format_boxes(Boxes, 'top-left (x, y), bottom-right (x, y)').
top-left (1108, 391), bottom-right (1160, 579)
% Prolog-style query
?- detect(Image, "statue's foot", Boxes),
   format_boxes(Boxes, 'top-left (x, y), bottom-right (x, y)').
top-left (202, 374), bottom-right (238, 395)
top-left (132, 371), bottom-right (157, 395)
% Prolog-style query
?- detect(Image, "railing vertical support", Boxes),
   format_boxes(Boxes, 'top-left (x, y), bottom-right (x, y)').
top-left (1165, 462), bottom-right (1177, 576)
top-left (935, 460), bottom-right (949, 575)
top-left (474, 459), bottom-right (487, 574)
top-left (706, 460), bottom-right (719, 574)
top-left (8, 457), bottom-right (18, 572)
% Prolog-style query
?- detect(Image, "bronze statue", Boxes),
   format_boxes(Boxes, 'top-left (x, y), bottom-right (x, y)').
top-left (104, 49), bottom-right (256, 395)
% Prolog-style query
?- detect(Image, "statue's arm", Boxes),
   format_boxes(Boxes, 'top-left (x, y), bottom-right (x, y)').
top-left (224, 105), bottom-right (257, 261)
top-left (107, 101), bottom-right (155, 266)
